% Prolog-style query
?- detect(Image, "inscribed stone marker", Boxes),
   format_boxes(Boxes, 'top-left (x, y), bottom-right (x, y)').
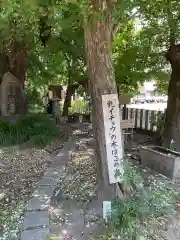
top-left (103, 201), bottom-right (112, 222)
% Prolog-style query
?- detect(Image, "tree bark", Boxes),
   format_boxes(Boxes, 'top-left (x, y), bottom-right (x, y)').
top-left (163, 45), bottom-right (180, 151)
top-left (89, 80), bottom-right (97, 137)
top-left (84, 0), bottom-right (118, 199)
top-left (62, 85), bottom-right (74, 116)
top-left (0, 54), bottom-right (10, 81)
top-left (62, 78), bottom-right (88, 116)
top-left (8, 42), bottom-right (28, 87)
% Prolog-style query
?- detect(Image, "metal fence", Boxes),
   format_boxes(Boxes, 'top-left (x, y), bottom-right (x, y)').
top-left (121, 107), bottom-right (165, 132)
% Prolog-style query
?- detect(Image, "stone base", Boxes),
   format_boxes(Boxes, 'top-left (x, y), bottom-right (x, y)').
top-left (139, 146), bottom-right (180, 179)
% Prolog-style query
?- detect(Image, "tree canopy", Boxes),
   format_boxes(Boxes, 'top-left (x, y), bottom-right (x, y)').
top-left (0, 0), bottom-right (177, 95)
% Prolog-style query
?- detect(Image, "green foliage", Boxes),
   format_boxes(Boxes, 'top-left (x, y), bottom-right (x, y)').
top-left (26, 2), bottom-right (86, 100)
top-left (25, 85), bottom-right (42, 106)
top-left (154, 71), bottom-right (170, 94)
top-left (122, 162), bottom-right (143, 191)
top-left (0, 114), bottom-right (59, 147)
top-left (69, 99), bottom-right (90, 115)
top-left (0, 0), bottom-right (174, 96)
top-left (94, 164), bottom-right (177, 240)
top-left (113, 20), bottom-right (168, 93)
top-left (28, 46), bottom-right (68, 88)
top-left (0, 0), bottom-right (169, 97)
top-left (134, 0), bottom-right (180, 91)
top-left (110, 185), bottom-right (176, 239)
top-left (0, 0), bottom-right (39, 48)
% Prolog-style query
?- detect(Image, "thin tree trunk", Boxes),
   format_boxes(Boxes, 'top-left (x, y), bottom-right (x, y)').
top-left (62, 85), bottom-right (74, 116)
top-left (62, 58), bottom-right (73, 117)
top-left (84, 0), bottom-right (118, 199)
top-left (89, 80), bottom-right (97, 137)
top-left (163, 45), bottom-right (180, 151)
top-left (62, 77), bottom-right (89, 116)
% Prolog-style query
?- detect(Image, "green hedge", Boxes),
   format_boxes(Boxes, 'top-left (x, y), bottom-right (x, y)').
top-left (0, 114), bottom-right (59, 147)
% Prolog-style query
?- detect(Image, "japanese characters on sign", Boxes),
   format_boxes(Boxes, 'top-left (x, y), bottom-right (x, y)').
top-left (102, 94), bottom-right (124, 184)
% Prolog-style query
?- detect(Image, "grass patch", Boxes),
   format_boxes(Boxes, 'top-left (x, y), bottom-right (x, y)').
top-left (93, 164), bottom-right (178, 240)
top-left (0, 114), bottom-right (59, 147)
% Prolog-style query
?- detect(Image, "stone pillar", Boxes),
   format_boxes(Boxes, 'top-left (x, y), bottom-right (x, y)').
top-left (0, 72), bottom-right (25, 117)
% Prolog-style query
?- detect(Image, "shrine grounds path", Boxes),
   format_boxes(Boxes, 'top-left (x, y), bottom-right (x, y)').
top-left (20, 124), bottom-right (102, 240)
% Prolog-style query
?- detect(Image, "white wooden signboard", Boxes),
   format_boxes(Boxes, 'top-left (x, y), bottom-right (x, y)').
top-left (102, 94), bottom-right (124, 184)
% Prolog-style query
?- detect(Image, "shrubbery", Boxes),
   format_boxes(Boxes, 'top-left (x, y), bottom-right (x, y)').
top-left (69, 98), bottom-right (90, 115)
top-left (0, 114), bottom-right (59, 147)
top-left (94, 163), bottom-right (178, 240)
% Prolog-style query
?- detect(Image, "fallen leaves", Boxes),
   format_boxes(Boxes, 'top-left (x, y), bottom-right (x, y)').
top-left (127, 133), bottom-right (180, 240)
top-left (0, 134), bottom-right (67, 239)
top-left (59, 146), bottom-right (97, 202)
top-left (49, 136), bottom-right (99, 240)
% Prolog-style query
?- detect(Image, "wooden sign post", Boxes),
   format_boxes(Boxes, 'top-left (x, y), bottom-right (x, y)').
top-left (102, 94), bottom-right (124, 184)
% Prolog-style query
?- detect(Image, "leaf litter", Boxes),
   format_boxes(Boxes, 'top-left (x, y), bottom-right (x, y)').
top-left (0, 136), bottom-right (66, 240)
top-left (126, 132), bottom-right (180, 240)
top-left (49, 137), bottom-right (100, 240)
top-left (57, 142), bottom-right (97, 201)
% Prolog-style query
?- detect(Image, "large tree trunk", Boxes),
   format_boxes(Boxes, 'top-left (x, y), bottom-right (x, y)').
top-left (163, 45), bottom-right (180, 151)
top-left (0, 54), bottom-right (10, 81)
top-left (10, 42), bottom-right (28, 114)
top-left (8, 42), bottom-right (28, 88)
top-left (84, 0), bottom-right (119, 199)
